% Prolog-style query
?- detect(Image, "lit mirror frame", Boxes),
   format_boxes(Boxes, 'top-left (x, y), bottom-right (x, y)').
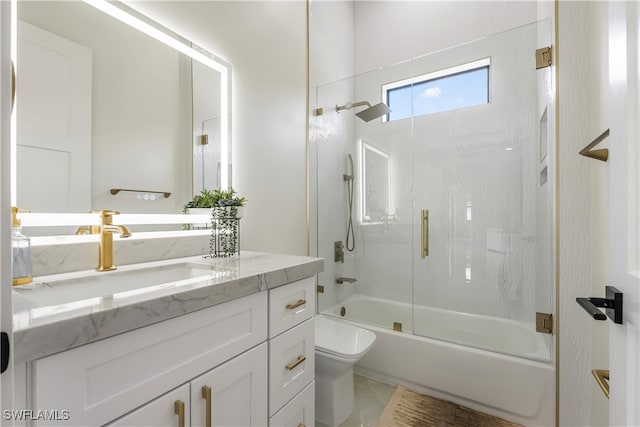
top-left (360, 140), bottom-right (390, 223)
top-left (10, 0), bottom-right (231, 217)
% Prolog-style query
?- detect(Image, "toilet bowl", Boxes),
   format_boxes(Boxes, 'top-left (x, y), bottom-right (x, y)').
top-left (315, 316), bottom-right (376, 427)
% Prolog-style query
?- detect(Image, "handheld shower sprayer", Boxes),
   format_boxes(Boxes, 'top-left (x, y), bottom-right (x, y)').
top-left (344, 154), bottom-right (354, 181)
top-left (345, 154), bottom-right (355, 252)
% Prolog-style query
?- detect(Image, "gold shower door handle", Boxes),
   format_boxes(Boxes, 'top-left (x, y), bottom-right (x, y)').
top-left (421, 210), bottom-right (429, 258)
top-left (174, 400), bottom-right (185, 427)
top-left (202, 385), bottom-right (212, 427)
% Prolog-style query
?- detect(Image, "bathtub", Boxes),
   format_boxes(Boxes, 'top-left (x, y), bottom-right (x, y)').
top-left (321, 295), bottom-right (555, 426)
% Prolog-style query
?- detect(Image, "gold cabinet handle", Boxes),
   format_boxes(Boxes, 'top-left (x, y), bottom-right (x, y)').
top-left (286, 299), bottom-right (307, 310)
top-left (202, 385), bottom-right (212, 427)
top-left (285, 355), bottom-right (306, 370)
top-left (421, 209), bottom-right (429, 258)
top-left (174, 400), bottom-right (185, 427)
top-left (297, 424), bottom-right (306, 427)
top-left (592, 369), bottom-right (610, 399)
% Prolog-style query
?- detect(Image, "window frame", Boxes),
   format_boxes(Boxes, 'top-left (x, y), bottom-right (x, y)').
top-left (381, 57), bottom-right (491, 122)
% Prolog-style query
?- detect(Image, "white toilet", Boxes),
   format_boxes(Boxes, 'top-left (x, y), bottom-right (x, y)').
top-left (315, 316), bottom-right (377, 427)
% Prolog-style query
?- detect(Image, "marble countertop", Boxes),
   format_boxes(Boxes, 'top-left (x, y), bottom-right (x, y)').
top-left (12, 251), bottom-right (323, 363)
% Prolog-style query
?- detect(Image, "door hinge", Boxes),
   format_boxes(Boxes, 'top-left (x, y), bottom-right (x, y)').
top-left (316, 285), bottom-right (324, 293)
top-left (536, 312), bottom-right (553, 334)
top-left (1, 332), bottom-right (9, 374)
top-left (536, 46), bottom-right (552, 69)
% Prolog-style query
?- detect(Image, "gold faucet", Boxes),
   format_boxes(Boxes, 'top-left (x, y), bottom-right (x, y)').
top-left (97, 210), bottom-right (131, 271)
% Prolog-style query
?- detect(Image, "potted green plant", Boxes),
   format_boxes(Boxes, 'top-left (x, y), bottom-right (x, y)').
top-left (184, 188), bottom-right (245, 211)
top-left (184, 188), bottom-right (246, 258)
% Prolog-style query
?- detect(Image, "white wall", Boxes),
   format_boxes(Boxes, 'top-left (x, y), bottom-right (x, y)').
top-left (132, 1), bottom-right (308, 255)
top-left (353, 1), bottom-right (537, 73)
top-left (557, 2), bottom-right (610, 425)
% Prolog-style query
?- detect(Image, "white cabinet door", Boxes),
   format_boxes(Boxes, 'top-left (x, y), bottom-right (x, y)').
top-left (190, 343), bottom-right (268, 427)
top-left (106, 384), bottom-right (190, 427)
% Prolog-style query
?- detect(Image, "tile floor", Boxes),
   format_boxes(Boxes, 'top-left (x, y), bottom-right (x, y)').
top-left (316, 374), bottom-right (396, 427)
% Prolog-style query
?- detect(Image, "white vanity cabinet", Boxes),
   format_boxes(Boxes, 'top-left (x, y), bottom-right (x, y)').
top-left (267, 277), bottom-right (316, 427)
top-left (24, 273), bottom-right (319, 427)
top-left (30, 291), bottom-right (268, 426)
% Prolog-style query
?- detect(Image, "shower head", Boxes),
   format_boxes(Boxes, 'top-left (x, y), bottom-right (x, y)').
top-left (336, 100), bottom-right (391, 122)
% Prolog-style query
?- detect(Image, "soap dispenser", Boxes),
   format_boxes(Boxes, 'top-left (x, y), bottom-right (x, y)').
top-left (11, 207), bottom-right (32, 286)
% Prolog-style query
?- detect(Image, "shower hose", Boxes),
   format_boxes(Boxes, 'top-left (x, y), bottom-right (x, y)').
top-left (346, 172), bottom-right (355, 251)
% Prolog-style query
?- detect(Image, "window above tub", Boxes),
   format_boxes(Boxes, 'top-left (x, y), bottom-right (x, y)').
top-left (382, 58), bottom-right (490, 122)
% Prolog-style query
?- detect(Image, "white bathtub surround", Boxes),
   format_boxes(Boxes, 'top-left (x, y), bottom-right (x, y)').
top-left (12, 251), bottom-right (323, 363)
top-left (315, 316), bottom-right (377, 427)
top-left (323, 296), bottom-right (554, 427)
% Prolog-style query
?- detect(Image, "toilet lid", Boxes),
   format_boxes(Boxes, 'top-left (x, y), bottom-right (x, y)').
top-left (315, 316), bottom-right (376, 359)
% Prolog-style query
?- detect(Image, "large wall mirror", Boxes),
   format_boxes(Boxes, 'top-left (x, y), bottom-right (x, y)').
top-left (14, 0), bottom-right (231, 218)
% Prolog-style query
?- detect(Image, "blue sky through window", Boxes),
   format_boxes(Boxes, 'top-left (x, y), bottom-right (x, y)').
top-left (386, 65), bottom-right (489, 121)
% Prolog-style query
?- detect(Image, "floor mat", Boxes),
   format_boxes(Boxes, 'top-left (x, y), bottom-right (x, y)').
top-left (374, 385), bottom-right (523, 427)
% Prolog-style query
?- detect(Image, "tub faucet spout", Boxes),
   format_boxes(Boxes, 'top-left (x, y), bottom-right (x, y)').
top-left (336, 277), bottom-right (357, 284)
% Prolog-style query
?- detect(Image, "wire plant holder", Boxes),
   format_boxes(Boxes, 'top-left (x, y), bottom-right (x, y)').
top-left (208, 207), bottom-right (241, 258)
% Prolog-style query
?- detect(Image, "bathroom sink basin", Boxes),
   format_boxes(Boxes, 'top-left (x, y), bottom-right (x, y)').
top-left (13, 261), bottom-right (218, 307)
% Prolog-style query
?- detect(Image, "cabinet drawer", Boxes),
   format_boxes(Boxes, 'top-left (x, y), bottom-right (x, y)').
top-left (32, 291), bottom-right (267, 426)
top-left (269, 318), bottom-right (314, 416)
top-left (269, 381), bottom-right (315, 427)
top-left (269, 277), bottom-right (315, 338)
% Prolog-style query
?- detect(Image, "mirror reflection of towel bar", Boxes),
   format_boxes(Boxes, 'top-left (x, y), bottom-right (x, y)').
top-left (110, 188), bottom-right (171, 199)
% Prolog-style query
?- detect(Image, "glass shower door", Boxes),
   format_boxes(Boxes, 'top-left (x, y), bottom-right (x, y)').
top-left (411, 20), bottom-right (554, 362)
top-left (314, 65), bottom-right (415, 333)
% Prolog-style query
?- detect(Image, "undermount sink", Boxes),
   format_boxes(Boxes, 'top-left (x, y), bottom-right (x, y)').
top-left (13, 261), bottom-right (218, 307)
